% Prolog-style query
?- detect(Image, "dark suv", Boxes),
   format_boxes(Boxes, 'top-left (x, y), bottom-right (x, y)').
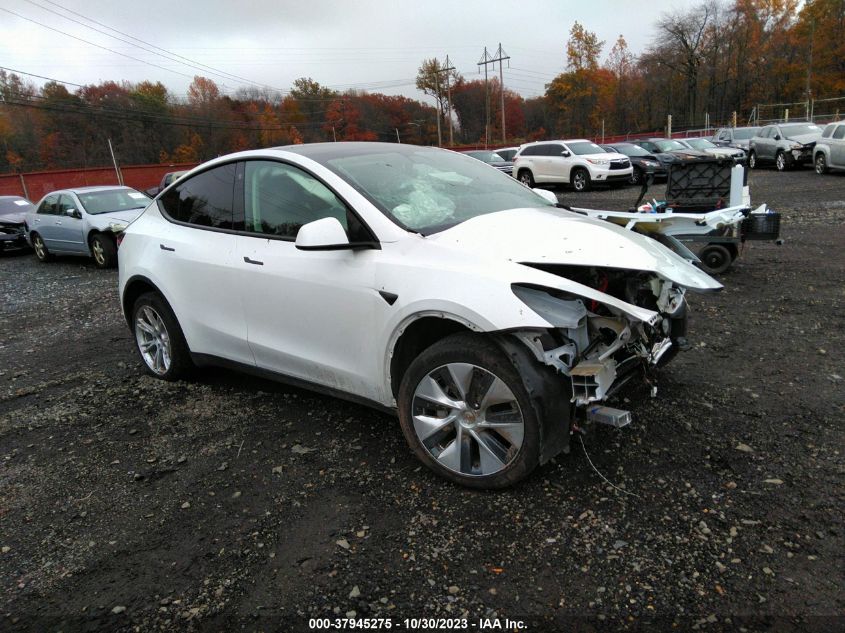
top-left (748, 122), bottom-right (823, 171)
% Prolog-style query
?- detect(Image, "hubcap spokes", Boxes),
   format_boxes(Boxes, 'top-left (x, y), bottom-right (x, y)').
top-left (135, 306), bottom-right (171, 375)
top-left (93, 240), bottom-right (104, 264)
top-left (412, 363), bottom-right (524, 477)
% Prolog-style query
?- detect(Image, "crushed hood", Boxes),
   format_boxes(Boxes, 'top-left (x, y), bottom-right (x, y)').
top-left (430, 207), bottom-right (722, 291)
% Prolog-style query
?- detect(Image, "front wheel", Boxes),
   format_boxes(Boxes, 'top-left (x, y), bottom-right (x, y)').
top-left (31, 233), bottom-right (52, 262)
top-left (517, 169), bottom-right (535, 187)
top-left (397, 333), bottom-right (542, 489)
top-left (571, 168), bottom-right (591, 192)
top-left (90, 233), bottom-right (117, 268)
top-left (775, 151), bottom-right (789, 172)
top-left (814, 153), bottom-right (828, 175)
top-left (131, 292), bottom-right (192, 380)
top-left (629, 166), bottom-right (643, 185)
top-left (748, 151), bottom-right (757, 169)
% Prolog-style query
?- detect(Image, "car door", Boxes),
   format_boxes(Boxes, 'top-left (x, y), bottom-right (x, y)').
top-left (543, 143), bottom-right (569, 183)
top-left (31, 194), bottom-right (62, 247)
top-left (233, 158), bottom-right (384, 400)
top-left (754, 127), bottom-right (771, 160)
top-left (155, 161), bottom-right (253, 365)
top-left (51, 194), bottom-right (87, 253)
top-left (831, 124), bottom-right (845, 167)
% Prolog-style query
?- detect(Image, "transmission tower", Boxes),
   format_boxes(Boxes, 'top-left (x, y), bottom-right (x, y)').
top-left (478, 43), bottom-right (510, 146)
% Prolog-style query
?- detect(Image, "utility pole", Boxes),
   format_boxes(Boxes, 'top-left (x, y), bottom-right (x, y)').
top-left (666, 114), bottom-right (672, 138)
top-left (434, 58), bottom-right (442, 146)
top-left (806, 18), bottom-right (814, 122)
top-left (478, 44), bottom-right (510, 146)
top-left (434, 56), bottom-right (456, 146)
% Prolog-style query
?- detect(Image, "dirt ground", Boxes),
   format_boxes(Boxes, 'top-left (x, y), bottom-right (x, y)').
top-left (1, 167), bottom-right (843, 632)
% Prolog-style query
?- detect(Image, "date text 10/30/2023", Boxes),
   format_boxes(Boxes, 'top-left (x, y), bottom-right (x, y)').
top-left (308, 617), bottom-right (527, 630)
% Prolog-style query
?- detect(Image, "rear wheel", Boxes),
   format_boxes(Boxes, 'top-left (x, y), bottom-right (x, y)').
top-left (517, 169), bottom-right (535, 187)
top-left (571, 168), bottom-right (591, 192)
top-left (131, 292), bottom-right (192, 380)
top-left (814, 153), bottom-right (828, 175)
top-left (90, 233), bottom-right (117, 268)
top-left (699, 244), bottom-right (733, 275)
top-left (31, 233), bottom-right (52, 262)
top-left (397, 333), bottom-right (542, 489)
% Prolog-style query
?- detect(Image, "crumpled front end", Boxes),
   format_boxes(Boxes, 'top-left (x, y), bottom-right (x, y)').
top-left (511, 264), bottom-right (689, 407)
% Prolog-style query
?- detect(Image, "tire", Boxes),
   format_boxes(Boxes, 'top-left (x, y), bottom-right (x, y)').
top-left (698, 244), bottom-right (733, 275)
top-left (90, 233), bottom-right (117, 269)
top-left (517, 169), bottom-right (535, 187)
top-left (815, 153), bottom-right (828, 175)
top-left (747, 151), bottom-right (757, 169)
top-left (775, 151), bottom-right (788, 172)
top-left (630, 166), bottom-right (643, 185)
top-left (31, 233), bottom-right (52, 262)
top-left (571, 168), bottom-right (591, 192)
top-left (131, 291), bottom-right (192, 381)
top-left (397, 333), bottom-right (543, 489)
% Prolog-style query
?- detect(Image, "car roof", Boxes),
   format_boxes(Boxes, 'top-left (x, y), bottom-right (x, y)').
top-left (53, 185), bottom-right (134, 195)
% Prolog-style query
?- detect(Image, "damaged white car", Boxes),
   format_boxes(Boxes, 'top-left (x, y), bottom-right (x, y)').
top-left (118, 143), bottom-right (721, 488)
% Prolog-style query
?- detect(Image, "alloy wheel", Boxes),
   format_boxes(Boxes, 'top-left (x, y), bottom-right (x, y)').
top-left (33, 236), bottom-right (46, 260)
top-left (776, 152), bottom-right (786, 171)
top-left (573, 171), bottom-right (586, 191)
top-left (411, 363), bottom-right (524, 477)
top-left (92, 238), bottom-right (105, 266)
top-left (815, 154), bottom-right (827, 174)
top-left (135, 305), bottom-right (172, 375)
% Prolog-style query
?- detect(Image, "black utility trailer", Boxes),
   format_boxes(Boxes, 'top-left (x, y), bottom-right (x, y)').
top-left (663, 156), bottom-right (781, 274)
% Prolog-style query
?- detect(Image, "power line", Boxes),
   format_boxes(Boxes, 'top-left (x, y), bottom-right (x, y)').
top-left (24, 0), bottom-right (286, 93)
top-left (0, 7), bottom-right (199, 82)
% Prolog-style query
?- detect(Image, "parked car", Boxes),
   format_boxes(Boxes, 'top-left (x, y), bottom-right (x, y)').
top-left (601, 142), bottom-right (666, 184)
top-left (494, 146), bottom-right (519, 162)
top-left (460, 149), bottom-right (514, 175)
top-left (813, 120), bottom-right (845, 174)
top-left (145, 170), bottom-right (188, 197)
top-left (26, 186), bottom-right (151, 268)
top-left (748, 122), bottom-right (823, 171)
top-left (118, 142), bottom-right (720, 488)
top-left (0, 195), bottom-right (34, 253)
top-left (512, 139), bottom-right (632, 191)
top-left (632, 138), bottom-right (707, 172)
top-left (676, 137), bottom-right (746, 163)
top-left (711, 127), bottom-right (760, 151)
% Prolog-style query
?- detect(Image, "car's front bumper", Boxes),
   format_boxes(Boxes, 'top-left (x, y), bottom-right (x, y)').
top-left (0, 225), bottom-right (28, 250)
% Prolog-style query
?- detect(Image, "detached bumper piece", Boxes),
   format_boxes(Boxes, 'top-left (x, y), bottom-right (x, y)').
top-left (586, 405), bottom-right (631, 428)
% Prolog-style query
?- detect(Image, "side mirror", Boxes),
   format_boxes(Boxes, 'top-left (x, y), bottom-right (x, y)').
top-left (65, 208), bottom-right (80, 218)
top-left (532, 188), bottom-right (558, 205)
top-left (295, 217), bottom-right (353, 251)
top-left (774, 134), bottom-right (781, 141)
top-left (561, 150), bottom-right (571, 157)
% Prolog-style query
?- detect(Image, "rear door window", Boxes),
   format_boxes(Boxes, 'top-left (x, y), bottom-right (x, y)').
top-left (159, 163), bottom-right (236, 229)
top-left (833, 125), bottom-right (845, 140)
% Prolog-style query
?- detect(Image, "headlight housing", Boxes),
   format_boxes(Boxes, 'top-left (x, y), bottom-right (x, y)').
top-left (108, 221), bottom-right (129, 233)
top-left (587, 158), bottom-right (609, 166)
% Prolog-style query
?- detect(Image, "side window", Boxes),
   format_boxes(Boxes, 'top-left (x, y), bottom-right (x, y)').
top-left (58, 195), bottom-right (77, 216)
top-left (520, 145), bottom-right (539, 157)
top-left (243, 160), bottom-right (351, 240)
top-left (159, 163), bottom-right (236, 229)
top-left (821, 124), bottom-right (834, 138)
top-left (833, 125), bottom-right (845, 140)
top-left (37, 194), bottom-right (59, 215)
top-left (544, 144), bottom-right (565, 156)
top-left (759, 127), bottom-right (770, 138)
top-left (719, 130), bottom-right (730, 141)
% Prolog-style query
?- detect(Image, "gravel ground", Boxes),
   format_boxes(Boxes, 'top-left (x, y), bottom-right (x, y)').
top-left (1, 167), bottom-right (844, 632)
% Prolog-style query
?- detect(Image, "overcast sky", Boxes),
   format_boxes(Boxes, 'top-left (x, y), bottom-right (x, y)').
top-left (1, 0), bottom-right (692, 103)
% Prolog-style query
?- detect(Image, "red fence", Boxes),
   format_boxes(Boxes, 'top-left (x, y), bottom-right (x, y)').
top-left (0, 162), bottom-right (199, 202)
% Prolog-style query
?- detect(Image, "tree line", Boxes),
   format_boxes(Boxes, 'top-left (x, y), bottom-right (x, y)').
top-left (0, 0), bottom-right (841, 173)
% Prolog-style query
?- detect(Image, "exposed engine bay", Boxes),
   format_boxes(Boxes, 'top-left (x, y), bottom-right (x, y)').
top-left (511, 264), bottom-right (688, 406)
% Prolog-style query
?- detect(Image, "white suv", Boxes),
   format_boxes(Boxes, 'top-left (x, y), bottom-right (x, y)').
top-left (118, 143), bottom-right (719, 488)
top-left (513, 140), bottom-right (633, 192)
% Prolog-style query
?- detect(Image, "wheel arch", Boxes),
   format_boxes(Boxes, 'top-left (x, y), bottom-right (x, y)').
top-left (387, 313), bottom-right (479, 400)
top-left (121, 274), bottom-right (166, 326)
